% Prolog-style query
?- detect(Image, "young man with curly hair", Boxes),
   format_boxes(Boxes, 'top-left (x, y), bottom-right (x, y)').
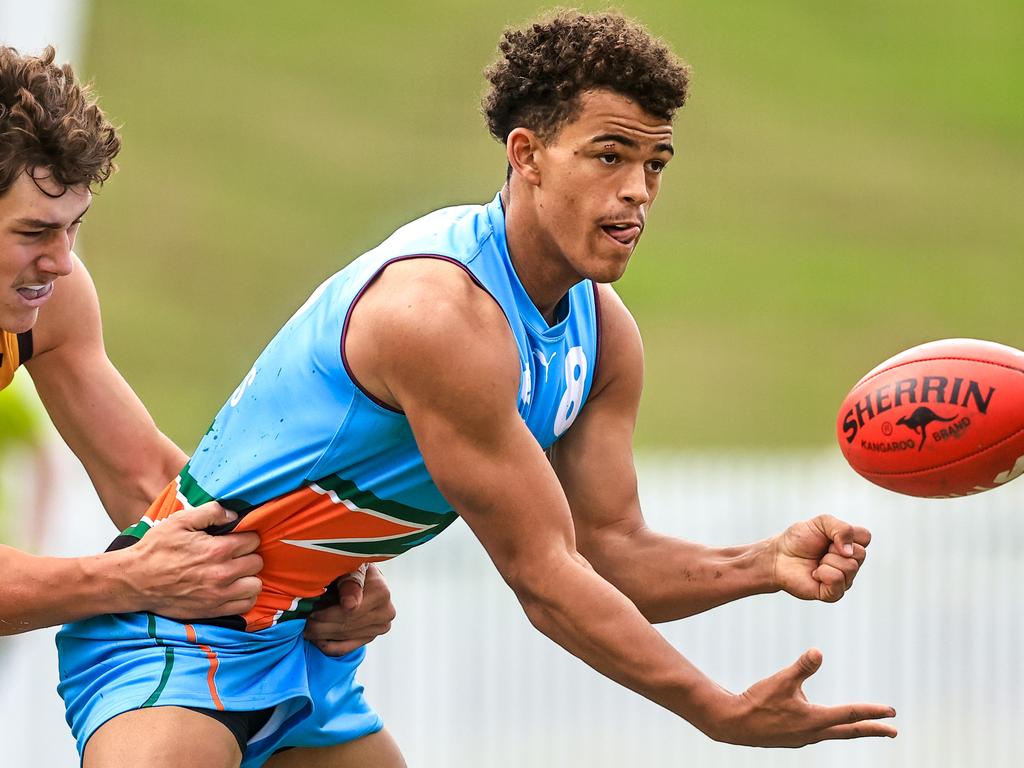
top-left (0, 40), bottom-right (394, 733)
top-left (60, 10), bottom-right (896, 767)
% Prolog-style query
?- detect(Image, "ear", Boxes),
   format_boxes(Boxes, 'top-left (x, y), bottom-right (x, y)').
top-left (506, 127), bottom-right (544, 187)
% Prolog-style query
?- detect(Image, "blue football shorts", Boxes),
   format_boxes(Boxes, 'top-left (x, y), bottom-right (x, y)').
top-left (56, 612), bottom-right (382, 767)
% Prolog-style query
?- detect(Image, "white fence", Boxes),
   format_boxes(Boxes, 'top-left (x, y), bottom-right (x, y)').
top-left (1, 445), bottom-right (1021, 767)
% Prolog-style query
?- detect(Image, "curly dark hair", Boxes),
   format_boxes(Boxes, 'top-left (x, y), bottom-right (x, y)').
top-left (483, 9), bottom-right (691, 144)
top-left (0, 45), bottom-right (120, 198)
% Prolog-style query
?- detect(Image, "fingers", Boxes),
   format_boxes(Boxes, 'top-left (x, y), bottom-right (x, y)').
top-left (812, 564), bottom-right (846, 601)
top-left (304, 567), bottom-right (395, 645)
top-left (817, 516), bottom-right (853, 556)
top-left (310, 638), bottom-right (372, 657)
top-left (339, 564), bottom-right (369, 589)
top-left (810, 702), bottom-right (898, 742)
top-left (304, 596), bottom-right (396, 639)
top-left (812, 552), bottom-right (861, 597)
top-left (828, 541), bottom-right (866, 565)
top-left (221, 552), bottom-right (264, 579)
top-left (786, 648), bottom-right (823, 686)
top-left (814, 722), bottom-right (898, 741)
top-left (307, 601), bottom-right (347, 625)
top-left (724, 651), bottom-right (896, 748)
top-left (336, 565), bottom-right (368, 610)
top-left (815, 702), bottom-right (897, 726)
top-left (305, 619), bottom-right (393, 642)
top-left (202, 595), bottom-right (260, 618)
top-left (814, 515), bottom-right (871, 557)
top-left (219, 575), bottom-right (263, 603)
top-left (174, 502), bottom-right (237, 531)
top-left (222, 531), bottom-right (261, 557)
top-left (162, 574), bottom-right (262, 619)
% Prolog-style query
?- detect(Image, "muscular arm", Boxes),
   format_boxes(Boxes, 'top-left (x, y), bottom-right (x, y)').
top-left (553, 286), bottom-right (870, 623)
top-left (346, 261), bottom-right (894, 746)
top-left (551, 286), bottom-right (777, 622)
top-left (26, 254), bottom-right (185, 529)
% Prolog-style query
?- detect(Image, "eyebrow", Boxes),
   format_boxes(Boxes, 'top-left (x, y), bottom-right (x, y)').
top-left (12, 203), bottom-right (92, 230)
top-left (589, 133), bottom-right (674, 156)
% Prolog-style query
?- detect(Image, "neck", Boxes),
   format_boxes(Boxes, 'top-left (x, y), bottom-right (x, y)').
top-left (500, 183), bottom-right (580, 325)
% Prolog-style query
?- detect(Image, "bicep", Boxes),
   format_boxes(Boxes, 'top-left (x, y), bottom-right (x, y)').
top-left (410, 394), bottom-right (580, 579)
top-left (550, 387), bottom-right (646, 556)
top-left (550, 285), bottom-right (648, 553)
top-left (394, 325), bottom-right (581, 578)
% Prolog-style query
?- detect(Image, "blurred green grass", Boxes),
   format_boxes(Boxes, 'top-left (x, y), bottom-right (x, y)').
top-left (80, 0), bottom-right (1023, 450)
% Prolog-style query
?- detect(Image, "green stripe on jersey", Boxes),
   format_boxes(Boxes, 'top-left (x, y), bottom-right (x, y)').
top-left (178, 464), bottom-right (252, 513)
top-left (297, 518), bottom-right (457, 557)
top-left (278, 596), bottom-right (320, 624)
top-left (313, 473), bottom-right (458, 527)
top-left (122, 518), bottom-right (153, 540)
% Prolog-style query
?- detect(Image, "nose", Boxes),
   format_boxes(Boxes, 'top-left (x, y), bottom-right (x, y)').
top-left (619, 164), bottom-right (651, 207)
top-left (38, 231), bottom-right (75, 277)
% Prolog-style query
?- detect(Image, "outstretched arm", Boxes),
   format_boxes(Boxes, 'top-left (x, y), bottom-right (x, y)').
top-left (345, 259), bottom-right (894, 746)
top-left (551, 285), bottom-right (869, 623)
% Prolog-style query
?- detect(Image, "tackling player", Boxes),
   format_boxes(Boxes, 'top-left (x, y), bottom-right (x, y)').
top-left (0, 47), bottom-right (391, 649)
top-left (59, 11), bottom-right (897, 768)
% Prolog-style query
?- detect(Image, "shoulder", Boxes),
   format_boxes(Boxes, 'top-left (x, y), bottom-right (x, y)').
top-left (29, 253), bottom-right (102, 360)
top-left (346, 256), bottom-right (520, 411)
top-left (362, 256), bottom-right (509, 344)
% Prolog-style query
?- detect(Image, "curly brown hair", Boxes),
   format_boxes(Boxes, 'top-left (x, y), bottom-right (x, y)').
top-left (482, 9), bottom-right (691, 144)
top-left (0, 45), bottom-right (120, 198)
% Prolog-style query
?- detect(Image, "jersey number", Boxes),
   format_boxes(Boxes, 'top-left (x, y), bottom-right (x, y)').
top-left (554, 346), bottom-right (587, 436)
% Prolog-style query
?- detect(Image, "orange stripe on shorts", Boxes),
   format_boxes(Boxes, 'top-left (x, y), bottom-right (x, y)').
top-left (185, 623), bottom-right (225, 711)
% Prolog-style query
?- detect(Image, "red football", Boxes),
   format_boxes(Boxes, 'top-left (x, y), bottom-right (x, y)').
top-left (837, 338), bottom-right (1024, 498)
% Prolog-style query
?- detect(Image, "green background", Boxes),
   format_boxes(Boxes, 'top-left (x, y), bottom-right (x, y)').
top-left (79, 0), bottom-right (1023, 451)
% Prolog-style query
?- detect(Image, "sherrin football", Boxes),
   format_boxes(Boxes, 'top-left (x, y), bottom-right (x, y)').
top-left (837, 338), bottom-right (1024, 498)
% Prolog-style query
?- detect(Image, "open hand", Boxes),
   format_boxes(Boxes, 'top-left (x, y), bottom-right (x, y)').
top-left (703, 648), bottom-right (897, 747)
top-left (772, 515), bottom-right (870, 603)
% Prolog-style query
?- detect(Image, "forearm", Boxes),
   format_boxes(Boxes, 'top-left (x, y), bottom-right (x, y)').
top-left (581, 527), bottom-right (779, 623)
top-left (0, 544), bottom-right (139, 635)
top-left (513, 552), bottom-right (728, 731)
top-left (89, 435), bottom-right (187, 531)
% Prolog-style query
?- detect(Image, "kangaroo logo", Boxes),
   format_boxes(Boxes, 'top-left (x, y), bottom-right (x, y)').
top-left (896, 407), bottom-right (959, 451)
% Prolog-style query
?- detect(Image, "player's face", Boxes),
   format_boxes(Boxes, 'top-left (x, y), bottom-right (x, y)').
top-left (0, 170), bottom-right (89, 333)
top-left (536, 89), bottom-right (673, 283)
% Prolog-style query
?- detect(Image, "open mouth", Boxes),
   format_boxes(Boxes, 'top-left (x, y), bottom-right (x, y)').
top-left (601, 223), bottom-right (642, 247)
top-left (16, 283), bottom-right (54, 303)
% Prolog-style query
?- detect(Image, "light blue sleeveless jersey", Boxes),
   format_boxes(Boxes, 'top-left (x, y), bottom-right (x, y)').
top-left (194, 191), bottom-right (599, 517)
